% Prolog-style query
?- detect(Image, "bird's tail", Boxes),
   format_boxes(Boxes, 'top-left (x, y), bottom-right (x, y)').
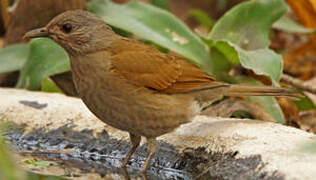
top-left (224, 84), bottom-right (302, 99)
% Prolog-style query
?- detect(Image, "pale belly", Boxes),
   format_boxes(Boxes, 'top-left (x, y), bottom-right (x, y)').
top-left (81, 87), bottom-right (197, 137)
top-left (74, 71), bottom-right (198, 138)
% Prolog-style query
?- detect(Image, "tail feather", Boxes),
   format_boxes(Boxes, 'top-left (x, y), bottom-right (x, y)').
top-left (225, 84), bottom-right (302, 99)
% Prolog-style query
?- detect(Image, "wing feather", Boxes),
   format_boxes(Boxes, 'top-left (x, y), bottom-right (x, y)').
top-left (110, 38), bottom-right (224, 94)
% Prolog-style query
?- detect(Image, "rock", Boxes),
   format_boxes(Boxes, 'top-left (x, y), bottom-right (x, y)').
top-left (0, 88), bottom-right (316, 180)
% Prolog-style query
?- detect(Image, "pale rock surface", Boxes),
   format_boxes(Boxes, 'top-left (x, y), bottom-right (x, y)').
top-left (0, 88), bottom-right (316, 179)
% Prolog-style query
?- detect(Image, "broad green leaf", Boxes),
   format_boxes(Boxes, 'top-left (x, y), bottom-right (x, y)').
top-left (16, 38), bottom-right (70, 90)
top-left (212, 40), bottom-right (239, 66)
top-left (209, 0), bottom-right (288, 49)
top-left (0, 44), bottom-right (29, 73)
top-left (208, 0), bottom-right (287, 84)
top-left (273, 16), bottom-right (316, 34)
top-left (208, 46), bottom-right (234, 80)
top-left (235, 44), bottom-right (283, 84)
top-left (210, 40), bottom-right (283, 84)
top-left (87, 0), bottom-right (211, 72)
top-left (234, 76), bottom-right (285, 124)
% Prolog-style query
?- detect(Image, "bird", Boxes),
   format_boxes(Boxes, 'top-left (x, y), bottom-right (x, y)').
top-left (24, 10), bottom-right (300, 172)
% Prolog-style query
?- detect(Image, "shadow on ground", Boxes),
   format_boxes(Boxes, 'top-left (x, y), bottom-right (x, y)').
top-left (4, 124), bottom-right (284, 180)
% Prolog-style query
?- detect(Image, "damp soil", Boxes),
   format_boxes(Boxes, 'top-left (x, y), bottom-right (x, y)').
top-left (3, 124), bottom-right (285, 180)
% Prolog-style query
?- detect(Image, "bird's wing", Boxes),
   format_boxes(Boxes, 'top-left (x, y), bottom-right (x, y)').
top-left (111, 48), bottom-right (227, 94)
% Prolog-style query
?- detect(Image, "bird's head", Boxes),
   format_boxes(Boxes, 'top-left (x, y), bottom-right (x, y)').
top-left (24, 10), bottom-right (115, 56)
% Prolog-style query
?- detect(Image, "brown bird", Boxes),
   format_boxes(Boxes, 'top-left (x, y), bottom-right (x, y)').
top-left (24, 10), bottom-right (300, 171)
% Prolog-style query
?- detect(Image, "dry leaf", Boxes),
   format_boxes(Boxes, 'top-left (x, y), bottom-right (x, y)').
top-left (277, 97), bottom-right (300, 127)
top-left (283, 36), bottom-right (316, 80)
top-left (282, 0), bottom-right (316, 80)
top-left (309, 0), bottom-right (316, 14)
top-left (286, 0), bottom-right (316, 28)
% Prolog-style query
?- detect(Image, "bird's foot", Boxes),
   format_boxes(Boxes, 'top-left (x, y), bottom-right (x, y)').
top-left (141, 137), bottom-right (158, 172)
top-left (121, 133), bottom-right (141, 168)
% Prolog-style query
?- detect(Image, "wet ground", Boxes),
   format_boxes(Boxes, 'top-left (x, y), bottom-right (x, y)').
top-left (4, 124), bottom-right (285, 180)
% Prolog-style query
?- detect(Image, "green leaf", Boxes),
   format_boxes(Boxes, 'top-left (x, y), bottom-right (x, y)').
top-left (212, 40), bottom-right (239, 66)
top-left (0, 44), bottom-right (29, 73)
top-left (150, 0), bottom-right (170, 11)
top-left (234, 76), bottom-right (285, 124)
top-left (209, 0), bottom-right (288, 49)
top-left (208, 43), bottom-right (236, 80)
top-left (247, 96), bottom-right (285, 123)
top-left (16, 38), bottom-right (70, 90)
top-left (236, 45), bottom-right (283, 84)
top-left (1, 128), bottom-right (63, 180)
top-left (87, 0), bottom-right (211, 72)
top-left (23, 159), bottom-right (53, 167)
top-left (294, 93), bottom-right (316, 111)
top-left (210, 40), bottom-right (283, 84)
top-left (208, 0), bottom-right (287, 84)
top-left (110, 26), bottom-right (133, 38)
top-left (41, 78), bottom-right (63, 93)
top-left (273, 16), bottom-right (316, 34)
top-left (0, 130), bottom-right (21, 180)
top-left (186, 9), bottom-right (216, 30)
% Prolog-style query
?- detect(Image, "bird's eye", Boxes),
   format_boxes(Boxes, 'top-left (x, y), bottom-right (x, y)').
top-left (62, 23), bottom-right (72, 33)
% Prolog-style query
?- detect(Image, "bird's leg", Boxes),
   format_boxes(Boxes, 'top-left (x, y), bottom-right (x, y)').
top-left (142, 137), bottom-right (158, 172)
top-left (121, 133), bottom-right (141, 168)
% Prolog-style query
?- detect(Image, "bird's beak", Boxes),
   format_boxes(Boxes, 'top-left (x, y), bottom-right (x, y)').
top-left (23, 27), bottom-right (50, 39)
